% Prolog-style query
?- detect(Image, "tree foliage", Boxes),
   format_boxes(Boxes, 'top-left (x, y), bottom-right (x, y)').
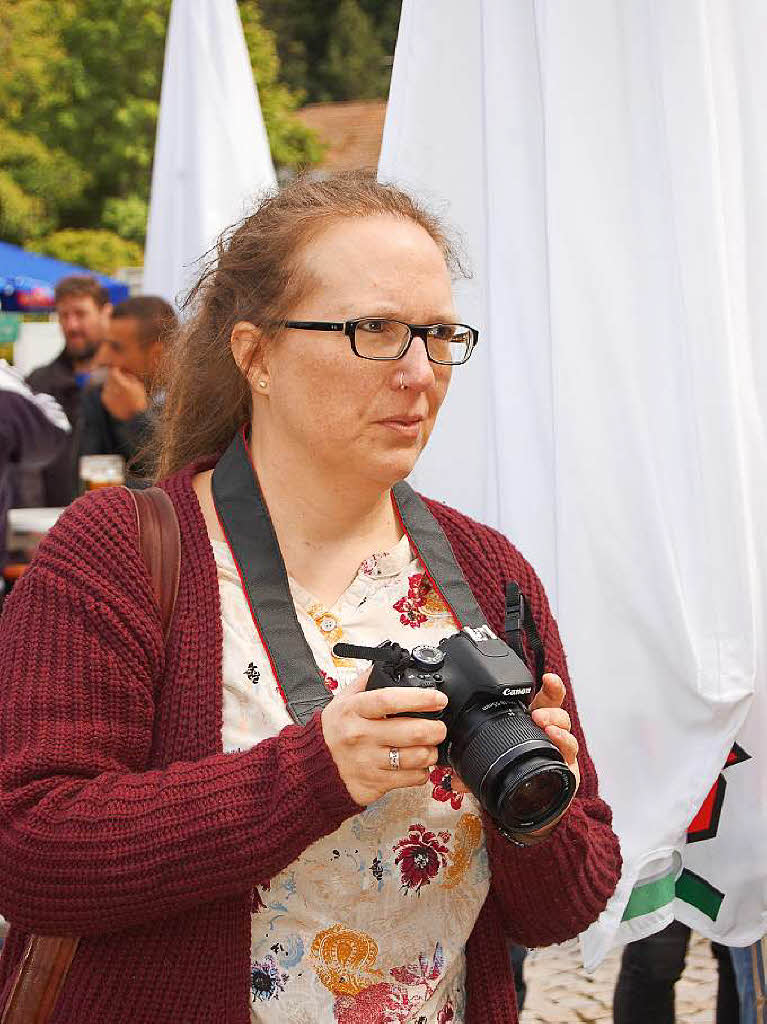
top-left (32, 230), bottom-right (143, 274)
top-left (0, 0), bottom-right (66, 125)
top-left (0, 0), bottom-right (321, 259)
top-left (102, 196), bottom-right (150, 246)
top-left (0, 1), bottom-right (86, 244)
top-left (256, 0), bottom-right (401, 103)
top-left (0, 0), bottom-right (402, 266)
top-left (320, 0), bottom-right (391, 101)
top-left (0, 124), bottom-right (89, 243)
top-left (0, 172), bottom-right (44, 247)
top-left (238, 3), bottom-right (324, 167)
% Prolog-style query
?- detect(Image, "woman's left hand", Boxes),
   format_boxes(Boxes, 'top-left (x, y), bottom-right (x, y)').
top-left (529, 672), bottom-right (580, 797)
top-left (450, 673), bottom-right (580, 837)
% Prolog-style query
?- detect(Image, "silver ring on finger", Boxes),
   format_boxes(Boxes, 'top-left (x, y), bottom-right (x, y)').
top-left (389, 747), bottom-right (400, 771)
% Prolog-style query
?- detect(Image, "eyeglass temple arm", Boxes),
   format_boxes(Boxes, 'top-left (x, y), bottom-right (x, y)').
top-left (282, 321), bottom-right (345, 332)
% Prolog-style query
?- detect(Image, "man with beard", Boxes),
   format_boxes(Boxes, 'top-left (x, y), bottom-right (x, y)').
top-left (24, 276), bottom-right (112, 506)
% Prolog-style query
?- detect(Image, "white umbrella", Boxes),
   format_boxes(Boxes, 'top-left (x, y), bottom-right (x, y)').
top-left (143, 0), bottom-right (277, 306)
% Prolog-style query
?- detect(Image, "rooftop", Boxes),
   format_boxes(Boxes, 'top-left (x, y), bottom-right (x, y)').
top-left (295, 99), bottom-right (387, 173)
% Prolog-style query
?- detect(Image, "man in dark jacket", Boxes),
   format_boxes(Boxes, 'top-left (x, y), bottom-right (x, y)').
top-left (0, 360), bottom-right (70, 581)
top-left (80, 296), bottom-right (176, 483)
top-left (23, 276), bottom-right (112, 506)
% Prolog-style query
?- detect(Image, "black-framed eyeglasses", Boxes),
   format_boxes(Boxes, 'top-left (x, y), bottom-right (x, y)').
top-left (281, 318), bottom-right (479, 365)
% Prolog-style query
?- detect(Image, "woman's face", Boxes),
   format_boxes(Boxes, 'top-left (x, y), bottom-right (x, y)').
top-left (252, 215), bottom-right (456, 490)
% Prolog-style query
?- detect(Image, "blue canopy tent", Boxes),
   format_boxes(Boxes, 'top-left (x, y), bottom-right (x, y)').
top-left (0, 242), bottom-right (129, 312)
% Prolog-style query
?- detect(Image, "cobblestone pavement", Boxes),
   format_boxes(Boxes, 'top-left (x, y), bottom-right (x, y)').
top-left (520, 931), bottom-right (718, 1024)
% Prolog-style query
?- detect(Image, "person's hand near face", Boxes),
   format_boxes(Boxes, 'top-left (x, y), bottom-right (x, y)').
top-left (95, 315), bottom-right (162, 421)
top-left (100, 368), bottom-right (149, 421)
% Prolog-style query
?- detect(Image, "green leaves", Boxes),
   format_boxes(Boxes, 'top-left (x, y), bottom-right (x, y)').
top-left (0, 124), bottom-right (89, 243)
top-left (1, 0), bottom-right (321, 259)
top-left (0, 172), bottom-right (47, 245)
top-left (257, 0), bottom-right (400, 103)
top-left (102, 197), bottom-right (150, 245)
top-left (1, 0), bottom-right (403, 264)
top-left (31, 230), bottom-right (143, 275)
top-left (320, 0), bottom-right (391, 102)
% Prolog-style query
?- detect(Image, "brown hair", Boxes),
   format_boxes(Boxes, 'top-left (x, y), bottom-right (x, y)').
top-left (151, 171), bottom-right (464, 481)
top-left (54, 275), bottom-right (110, 307)
top-left (112, 296), bottom-right (178, 347)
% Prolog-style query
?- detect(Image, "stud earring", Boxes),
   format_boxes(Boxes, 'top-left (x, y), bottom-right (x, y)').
top-left (258, 381), bottom-right (267, 389)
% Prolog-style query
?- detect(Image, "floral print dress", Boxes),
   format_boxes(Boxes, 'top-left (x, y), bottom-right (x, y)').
top-left (213, 534), bottom-right (491, 1024)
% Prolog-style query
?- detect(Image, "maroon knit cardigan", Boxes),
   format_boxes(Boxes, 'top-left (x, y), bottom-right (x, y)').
top-left (0, 461), bottom-right (621, 1023)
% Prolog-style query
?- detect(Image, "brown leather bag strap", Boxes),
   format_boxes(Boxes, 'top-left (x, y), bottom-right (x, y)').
top-left (128, 487), bottom-right (182, 643)
top-left (0, 937), bottom-right (78, 1024)
top-left (0, 487), bottom-right (181, 1024)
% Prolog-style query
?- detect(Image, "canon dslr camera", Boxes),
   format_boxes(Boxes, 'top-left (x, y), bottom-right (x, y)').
top-left (334, 627), bottom-right (576, 837)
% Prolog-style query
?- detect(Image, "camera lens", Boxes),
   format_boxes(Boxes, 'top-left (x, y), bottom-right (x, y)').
top-left (494, 757), bottom-right (574, 831)
top-left (449, 705), bottom-right (576, 834)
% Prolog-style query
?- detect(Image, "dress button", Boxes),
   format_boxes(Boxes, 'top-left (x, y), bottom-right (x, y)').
top-left (320, 615), bottom-right (336, 633)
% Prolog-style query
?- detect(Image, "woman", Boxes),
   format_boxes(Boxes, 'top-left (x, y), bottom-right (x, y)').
top-left (0, 174), bottom-right (620, 1023)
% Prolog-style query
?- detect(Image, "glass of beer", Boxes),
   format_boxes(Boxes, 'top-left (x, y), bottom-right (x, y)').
top-left (79, 454), bottom-right (126, 492)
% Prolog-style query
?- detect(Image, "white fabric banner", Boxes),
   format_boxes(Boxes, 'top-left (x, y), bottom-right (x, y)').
top-left (380, 0), bottom-right (766, 968)
top-left (143, 0), bottom-right (276, 306)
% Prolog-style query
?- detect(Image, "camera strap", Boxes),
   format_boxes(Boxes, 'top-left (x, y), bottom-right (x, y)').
top-left (504, 582), bottom-right (545, 694)
top-left (212, 428), bottom-right (528, 725)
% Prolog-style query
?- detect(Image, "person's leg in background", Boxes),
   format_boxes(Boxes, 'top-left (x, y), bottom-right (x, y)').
top-left (509, 942), bottom-right (527, 1013)
top-left (711, 941), bottom-right (740, 1023)
top-left (754, 939), bottom-right (767, 1023)
top-left (730, 939), bottom-right (766, 1024)
top-left (613, 920), bottom-right (691, 1024)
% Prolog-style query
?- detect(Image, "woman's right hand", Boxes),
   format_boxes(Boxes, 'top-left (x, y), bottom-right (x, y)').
top-left (320, 669), bottom-right (449, 806)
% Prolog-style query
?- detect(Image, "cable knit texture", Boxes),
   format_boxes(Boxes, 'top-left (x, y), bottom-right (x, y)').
top-left (0, 459), bottom-right (621, 1022)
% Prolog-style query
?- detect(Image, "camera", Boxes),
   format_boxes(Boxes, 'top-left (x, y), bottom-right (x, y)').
top-left (334, 627), bottom-right (576, 836)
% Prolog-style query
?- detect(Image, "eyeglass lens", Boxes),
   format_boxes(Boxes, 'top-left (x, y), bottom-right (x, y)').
top-left (353, 319), bottom-right (472, 363)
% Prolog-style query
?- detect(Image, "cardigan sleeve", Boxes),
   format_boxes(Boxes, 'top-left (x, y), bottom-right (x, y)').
top-left (478, 527), bottom-right (622, 947)
top-left (0, 489), bottom-right (361, 937)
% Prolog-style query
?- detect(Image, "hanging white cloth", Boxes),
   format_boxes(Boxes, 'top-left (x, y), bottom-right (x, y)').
top-left (380, 0), bottom-right (766, 968)
top-left (143, 0), bottom-right (276, 306)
